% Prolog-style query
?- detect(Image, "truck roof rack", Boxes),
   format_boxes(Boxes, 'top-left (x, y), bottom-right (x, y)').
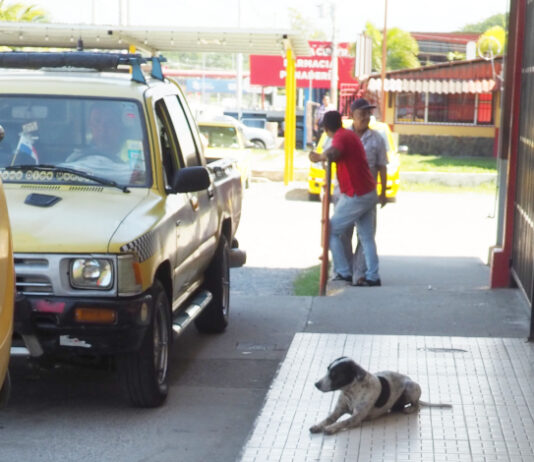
top-left (0, 51), bottom-right (167, 84)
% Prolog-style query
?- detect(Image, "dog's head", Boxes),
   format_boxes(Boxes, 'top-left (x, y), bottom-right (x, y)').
top-left (314, 357), bottom-right (367, 392)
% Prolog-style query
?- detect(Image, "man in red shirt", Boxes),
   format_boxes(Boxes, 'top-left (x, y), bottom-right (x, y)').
top-left (309, 110), bottom-right (381, 286)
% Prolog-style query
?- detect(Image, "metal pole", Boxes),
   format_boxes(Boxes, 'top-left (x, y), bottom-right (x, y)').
top-left (330, 3), bottom-right (338, 108)
top-left (319, 160), bottom-right (332, 296)
top-left (380, 0), bottom-right (388, 121)
top-left (284, 46), bottom-right (296, 185)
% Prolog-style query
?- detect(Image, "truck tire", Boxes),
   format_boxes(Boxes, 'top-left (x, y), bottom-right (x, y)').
top-left (0, 371), bottom-right (10, 408)
top-left (117, 280), bottom-right (170, 407)
top-left (195, 235), bottom-right (230, 333)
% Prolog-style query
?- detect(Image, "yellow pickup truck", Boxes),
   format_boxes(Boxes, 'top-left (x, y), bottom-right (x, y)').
top-left (0, 153), bottom-right (14, 407)
top-left (308, 118), bottom-right (401, 201)
top-left (0, 52), bottom-right (245, 407)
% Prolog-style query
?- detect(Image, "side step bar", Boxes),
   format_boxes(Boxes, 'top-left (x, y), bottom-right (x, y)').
top-left (229, 248), bottom-right (246, 268)
top-left (172, 290), bottom-right (212, 336)
top-left (229, 238), bottom-right (246, 268)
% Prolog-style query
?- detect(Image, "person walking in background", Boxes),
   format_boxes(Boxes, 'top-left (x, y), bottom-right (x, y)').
top-left (350, 98), bottom-right (388, 286)
top-left (313, 94), bottom-right (335, 142)
top-left (308, 110), bottom-right (381, 286)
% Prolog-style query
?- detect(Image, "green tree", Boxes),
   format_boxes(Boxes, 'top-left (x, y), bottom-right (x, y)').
top-left (365, 22), bottom-right (420, 72)
top-left (460, 13), bottom-right (507, 33)
top-left (0, 0), bottom-right (48, 22)
top-left (477, 25), bottom-right (506, 57)
top-left (365, 22), bottom-right (383, 71)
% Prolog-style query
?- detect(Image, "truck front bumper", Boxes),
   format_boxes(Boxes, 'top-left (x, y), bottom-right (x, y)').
top-left (13, 291), bottom-right (153, 358)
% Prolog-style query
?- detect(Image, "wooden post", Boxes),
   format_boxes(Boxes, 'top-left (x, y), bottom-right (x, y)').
top-left (319, 160), bottom-right (332, 296)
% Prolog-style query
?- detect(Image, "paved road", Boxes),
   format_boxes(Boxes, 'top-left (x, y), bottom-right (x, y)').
top-left (1, 182), bottom-right (528, 462)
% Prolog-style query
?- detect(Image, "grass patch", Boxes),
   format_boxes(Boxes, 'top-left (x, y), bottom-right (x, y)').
top-left (399, 180), bottom-right (497, 195)
top-left (400, 154), bottom-right (497, 173)
top-left (293, 265), bottom-right (321, 296)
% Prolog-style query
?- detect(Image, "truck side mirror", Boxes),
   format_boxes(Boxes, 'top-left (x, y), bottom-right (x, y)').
top-left (0, 125), bottom-right (4, 143)
top-left (170, 166), bottom-right (210, 193)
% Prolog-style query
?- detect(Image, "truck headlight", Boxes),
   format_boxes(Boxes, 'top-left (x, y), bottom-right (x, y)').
top-left (70, 258), bottom-right (113, 290)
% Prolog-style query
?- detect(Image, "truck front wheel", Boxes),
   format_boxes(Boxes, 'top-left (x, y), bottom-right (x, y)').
top-left (117, 280), bottom-right (171, 407)
top-left (195, 235), bottom-right (230, 333)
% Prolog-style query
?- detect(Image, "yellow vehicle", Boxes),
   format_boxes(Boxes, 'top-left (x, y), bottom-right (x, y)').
top-left (0, 127), bottom-right (14, 407)
top-left (308, 118), bottom-right (401, 201)
top-left (198, 120), bottom-right (252, 188)
top-left (0, 52), bottom-right (245, 407)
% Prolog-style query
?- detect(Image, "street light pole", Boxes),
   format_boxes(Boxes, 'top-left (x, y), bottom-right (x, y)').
top-left (330, 2), bottom-right (338, 109)
top-left (380, 0), bottom-right (388, 121)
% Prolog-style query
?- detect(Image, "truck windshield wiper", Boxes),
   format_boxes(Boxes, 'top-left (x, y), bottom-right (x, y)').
top-left (5, 164), bottom-right (130, 193)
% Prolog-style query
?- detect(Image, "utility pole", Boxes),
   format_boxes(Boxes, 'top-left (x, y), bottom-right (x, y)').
top-left (380, 0), bottom-right (388, 121)
top-left (236, 0), bottom-right (243, 120)
top-left (329, 2), bottom-right (338, 109)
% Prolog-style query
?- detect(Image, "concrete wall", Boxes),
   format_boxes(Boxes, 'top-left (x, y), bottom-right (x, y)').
top-left (399, 134), bottom-right (495, 156)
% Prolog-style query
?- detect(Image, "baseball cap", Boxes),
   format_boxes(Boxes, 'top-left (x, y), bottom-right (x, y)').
top-left (350, 98), bottom-right (376, 112)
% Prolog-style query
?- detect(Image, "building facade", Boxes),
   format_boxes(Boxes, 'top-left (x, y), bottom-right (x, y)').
top-left (362, 57), bottom-right (502, 157)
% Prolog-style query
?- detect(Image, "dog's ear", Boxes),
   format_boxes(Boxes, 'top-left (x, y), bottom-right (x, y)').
top-left (350, 362), bottom-right (367, 382)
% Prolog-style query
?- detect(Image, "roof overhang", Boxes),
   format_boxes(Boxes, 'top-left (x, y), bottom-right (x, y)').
top-left (364, 57), bottom-right (502, 94)
top-left (0, 21), bottom-right (310, 56)
top-left (367, 77), bottom-right (497, 94)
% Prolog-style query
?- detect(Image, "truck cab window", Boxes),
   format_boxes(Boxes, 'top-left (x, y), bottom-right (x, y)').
top-left (155, 100), bottom-right (182, 187)
top-left (164, 95), bottom-right (201, 168)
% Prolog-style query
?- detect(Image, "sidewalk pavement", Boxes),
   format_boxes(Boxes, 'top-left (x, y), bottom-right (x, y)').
top-left (237, 261), bottom-right (533, 461)
top-left (233, 177), bottom-right (533, 461)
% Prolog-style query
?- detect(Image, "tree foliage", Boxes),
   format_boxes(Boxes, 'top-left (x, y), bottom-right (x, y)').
top-left (460, 13), bottom-right (507, 33)
top-left (477, 25), bottom-right (506, 57)
top-left (365, 22), bottom-right (420, 72)
top-left (0, 0), bottom-right (48, 22)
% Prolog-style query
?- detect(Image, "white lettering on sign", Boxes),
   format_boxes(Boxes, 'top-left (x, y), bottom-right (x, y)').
top-left (295, 58), bottom-right (332, 69)
top-left (279, 69), bottom-right (333, 81)
top-left (309, 42), bottom-right (350, 57)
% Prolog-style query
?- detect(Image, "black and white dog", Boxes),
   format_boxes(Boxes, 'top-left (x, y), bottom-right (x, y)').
top-left (310, 357), bottom-right (452, 435)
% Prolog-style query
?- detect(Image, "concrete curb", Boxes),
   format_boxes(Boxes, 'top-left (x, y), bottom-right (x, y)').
top-left (251, 168), bottom-right (497, 186)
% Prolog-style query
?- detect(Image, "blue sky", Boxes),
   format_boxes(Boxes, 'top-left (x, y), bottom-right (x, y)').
top-left (36, 0), bottom-right (510, 41)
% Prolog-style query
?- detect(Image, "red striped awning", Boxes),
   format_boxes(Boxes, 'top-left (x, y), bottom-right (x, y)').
top-left (367, 77), bottom-right (497, 94)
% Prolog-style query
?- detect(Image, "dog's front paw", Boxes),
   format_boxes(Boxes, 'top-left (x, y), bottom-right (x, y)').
top-left (309, 424), bottom-right (324, 434)
top-left (323, 425), bottom-right (339, 435)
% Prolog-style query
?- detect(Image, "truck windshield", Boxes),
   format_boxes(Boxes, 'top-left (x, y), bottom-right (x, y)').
top-left (0, 96), bottom-right (150, 188)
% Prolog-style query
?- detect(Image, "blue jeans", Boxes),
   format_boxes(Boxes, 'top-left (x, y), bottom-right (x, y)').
top-left (329, 190), bottom-right (379, 281)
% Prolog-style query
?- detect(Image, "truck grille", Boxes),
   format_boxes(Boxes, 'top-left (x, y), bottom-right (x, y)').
top-left (14, 257), bottom-right (54, 295)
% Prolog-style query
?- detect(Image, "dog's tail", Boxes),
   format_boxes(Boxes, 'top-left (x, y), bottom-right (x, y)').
top-left (419, 400), bottom-right (452, 408)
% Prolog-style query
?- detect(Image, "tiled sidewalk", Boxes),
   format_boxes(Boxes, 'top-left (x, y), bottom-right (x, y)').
top-left (239, 334), bottom-right (534, 462)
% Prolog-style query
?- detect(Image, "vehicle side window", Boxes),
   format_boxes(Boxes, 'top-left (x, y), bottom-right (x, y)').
top-left (164, 96), bottom-right (200, 168)
top-left (155, 99), bottom-right (183, 188)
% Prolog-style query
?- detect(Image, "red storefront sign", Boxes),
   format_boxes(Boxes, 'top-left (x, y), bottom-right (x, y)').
top-left (250, 41), bottom-right (357, 89)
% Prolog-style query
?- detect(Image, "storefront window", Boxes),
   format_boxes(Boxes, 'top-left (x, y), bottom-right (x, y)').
top-left (395, 92), bottom-right (493, 125)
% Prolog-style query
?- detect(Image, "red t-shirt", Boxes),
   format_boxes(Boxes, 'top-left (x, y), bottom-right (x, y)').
top-left (331, 127), bottom-right (376, 197)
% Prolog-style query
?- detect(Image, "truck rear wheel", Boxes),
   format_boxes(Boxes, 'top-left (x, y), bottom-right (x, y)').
top-left (117, 280), bottom-right (170, 407)
top-left (195, 235), bottom-right (230, 333)
top-left (0, 371), bottom-right (11, 408)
